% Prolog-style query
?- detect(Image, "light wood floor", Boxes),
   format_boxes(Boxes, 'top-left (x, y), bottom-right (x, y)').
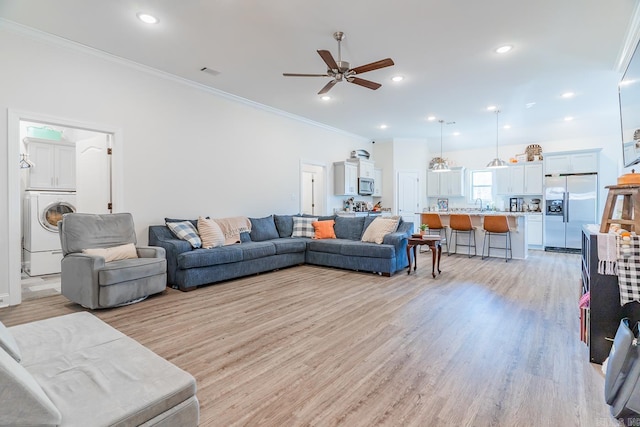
top-left (0, 251), bottom-right (621, 426)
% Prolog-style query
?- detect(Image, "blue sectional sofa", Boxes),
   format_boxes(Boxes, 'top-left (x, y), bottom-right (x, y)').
top-left (148, 215), bottom-right (413, 291)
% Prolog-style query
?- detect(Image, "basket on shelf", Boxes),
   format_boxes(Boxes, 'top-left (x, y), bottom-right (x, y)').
top-left (525, 144), bottom-right (543, 161)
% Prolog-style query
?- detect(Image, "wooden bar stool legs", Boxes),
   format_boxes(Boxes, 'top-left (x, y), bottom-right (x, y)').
top-left (600, 185), bottom-right (640, 233)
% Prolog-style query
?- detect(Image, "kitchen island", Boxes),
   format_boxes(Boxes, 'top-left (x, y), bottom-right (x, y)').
top-left (419, 212), bottom-right (529, 260)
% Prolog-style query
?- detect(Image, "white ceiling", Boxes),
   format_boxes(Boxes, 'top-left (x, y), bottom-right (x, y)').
top-left (1, 0), bottom-right (639, 152)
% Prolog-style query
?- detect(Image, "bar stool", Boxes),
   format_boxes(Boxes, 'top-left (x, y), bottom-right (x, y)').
top-left (448, 214), bottom-right (476, 257)
top-left (482, 215), bottom-right (512, 262)
top-left (420, 213), bottom-right (448, 253)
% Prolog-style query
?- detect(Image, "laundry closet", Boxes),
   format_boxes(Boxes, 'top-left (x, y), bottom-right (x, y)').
top-left (20, 120), bottom-right (112, 276)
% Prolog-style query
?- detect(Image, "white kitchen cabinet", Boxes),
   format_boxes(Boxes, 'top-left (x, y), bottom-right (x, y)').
top-left (544, 150), bottom-right (599, 174)
top-left (427, 167), bottom-right (465, 197)
top-left (523, 163), bottom-right (543, 195)
top-left (25, 138), bottom-right (76, 191)
top-left (495, 165), bottom-right (524, 195)
top-left (334, 161), bottom-right (358, 196)
top-left (348, 158), bottom-right (375, 178)
top-left (373, 168), bottom-right (383, 197)
top-left (527, 214), bottom-right (543, 246)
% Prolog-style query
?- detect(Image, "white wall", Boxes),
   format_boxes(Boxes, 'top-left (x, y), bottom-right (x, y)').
top-left (0, 24), bottom-right (369, 305)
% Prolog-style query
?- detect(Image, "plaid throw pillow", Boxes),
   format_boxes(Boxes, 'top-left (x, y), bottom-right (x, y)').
top-left (167, 220), bottom-right (202, 248)
top-left (292, 217), bottom-right (317, 238)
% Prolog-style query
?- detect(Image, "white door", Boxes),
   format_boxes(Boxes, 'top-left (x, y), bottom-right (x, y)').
top-left (76, 134), bottom-right (112, 213)
top-left (397, 171), bottom-right (419, 224)
top-left (301, 164), bottom-right (325, 215)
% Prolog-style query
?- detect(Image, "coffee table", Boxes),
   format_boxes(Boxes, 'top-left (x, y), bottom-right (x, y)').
top-left (406, 235), bottom-right (442, 278)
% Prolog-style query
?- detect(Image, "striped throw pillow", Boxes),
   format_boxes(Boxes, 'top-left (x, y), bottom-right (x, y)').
top-left (167, 220), bottom-right (202, 248)
top-left (198, 216), bottom-right (225, 249)
top-left (291, 217), bottom-right (317, 238)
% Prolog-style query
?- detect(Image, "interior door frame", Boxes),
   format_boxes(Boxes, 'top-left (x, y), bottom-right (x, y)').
top-left (7, 108), bottom-right (123, 306)
top-left (299, 160), bottom-right (327, 216)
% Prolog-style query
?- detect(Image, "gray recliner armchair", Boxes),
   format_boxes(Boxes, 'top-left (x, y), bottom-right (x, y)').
top-left (59, 213), bottom-right (167, 309)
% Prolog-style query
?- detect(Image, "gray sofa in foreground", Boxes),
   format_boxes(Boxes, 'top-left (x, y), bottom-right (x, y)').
top-left (0, 312), bottom-right (199, 426)
top-left (149, 214), bottom-right (413, 292)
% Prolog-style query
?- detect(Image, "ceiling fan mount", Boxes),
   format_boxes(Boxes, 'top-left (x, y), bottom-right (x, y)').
top-left (283, 31), bottom-right (394, 95)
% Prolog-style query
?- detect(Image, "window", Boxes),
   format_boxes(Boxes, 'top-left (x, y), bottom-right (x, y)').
top-left (470, 170), bottom-right (493, 205)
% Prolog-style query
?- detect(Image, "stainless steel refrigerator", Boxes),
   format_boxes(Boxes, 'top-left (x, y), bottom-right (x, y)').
top-left (544, 173), bottom-right (598, 250)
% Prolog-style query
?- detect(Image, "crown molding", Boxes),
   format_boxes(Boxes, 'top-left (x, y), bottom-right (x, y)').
top-left (615, 3), bottom-right (640, 73)
top-left (0, 18), bottom-right (369, 143)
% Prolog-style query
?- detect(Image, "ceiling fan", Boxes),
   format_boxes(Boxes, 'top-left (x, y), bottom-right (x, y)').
top-left (283, 31), bottom-right (395, 95)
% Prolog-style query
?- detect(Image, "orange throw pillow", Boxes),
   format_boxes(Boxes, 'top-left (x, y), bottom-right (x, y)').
top-left (312, 220), bottom-right (336, 239)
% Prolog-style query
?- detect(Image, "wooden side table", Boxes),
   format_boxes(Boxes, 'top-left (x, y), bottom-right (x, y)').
top-left (407, 236), bottom-right (442, 278)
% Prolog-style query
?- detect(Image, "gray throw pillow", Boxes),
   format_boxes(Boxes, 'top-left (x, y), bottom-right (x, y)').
top-left (249, 215), bottom-right (279, 242)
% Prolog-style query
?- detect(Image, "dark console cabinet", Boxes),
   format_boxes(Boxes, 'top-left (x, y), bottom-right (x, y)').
top-left (581, 226), bottom-right (623, 364)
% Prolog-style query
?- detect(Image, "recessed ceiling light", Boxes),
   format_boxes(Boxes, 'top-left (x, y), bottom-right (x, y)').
top-left (321, 95), bottom-right (331, 101)
top-left (503, 125), bottom-right (511, 129)
top-left (487, 105), bottom-right (497, 111)
top-left (391, 75), bottom-right (404, 82)
top-left (379, 124), bottom-right (388, 129)
top-left (136, 13), bottom-right (159, 24)
top-left (561, 92), bottom-right (575, 98)
top-left (427, 116), bottom-right (437, 121)
top-left (495, 45), bottom-right (513, 54)
top-left (564, 116), bottom-right (574, 121)
top-left (453, 132), bottom-right (460, 136)
top-left (620, 79), bottom-right (636, 87)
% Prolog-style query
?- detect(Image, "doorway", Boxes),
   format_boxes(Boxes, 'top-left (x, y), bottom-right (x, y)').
top-left (300, 163), bottom-right (326, 215)
top-left (8, 109), bottom-right (122, 306)
top-left (397, 171), bottom-right (420, 224)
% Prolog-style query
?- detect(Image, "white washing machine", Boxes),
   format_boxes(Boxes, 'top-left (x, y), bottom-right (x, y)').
top-left (23, 191), bottom-right (77, 276)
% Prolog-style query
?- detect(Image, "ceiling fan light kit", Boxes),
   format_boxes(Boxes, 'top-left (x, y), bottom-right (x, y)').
top-left (487, 110), bottom-right (508, 169)
top-left (283, 31), bottom-right (395, 95)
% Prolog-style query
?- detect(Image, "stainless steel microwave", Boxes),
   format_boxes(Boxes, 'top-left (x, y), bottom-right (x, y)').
top-left (358, 178), bottom-right (374, 195)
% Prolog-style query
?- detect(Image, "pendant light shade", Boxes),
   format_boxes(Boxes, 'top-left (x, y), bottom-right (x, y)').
top-left (487, 110), bottom-right (508, 169)
top-left (432, 119), bottom-right (450, 172)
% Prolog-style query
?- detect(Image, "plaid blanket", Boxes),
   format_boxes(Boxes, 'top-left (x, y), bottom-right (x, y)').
top-left (617, 235), bottom-right (640, 305)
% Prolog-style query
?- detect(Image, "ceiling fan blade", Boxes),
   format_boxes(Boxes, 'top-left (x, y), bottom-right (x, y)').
top-left (350, 58), bottom-right (395, 75)
top-left (283, 73), bottom-right (330, 77)
top-left (317, 50), bottom-right (339, 71)
top-left (349, 77), bottom-right (382, 90)
top-left (318, 80), bottom-right (337, 95)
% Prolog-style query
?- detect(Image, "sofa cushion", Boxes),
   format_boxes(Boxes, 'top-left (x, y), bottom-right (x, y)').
top-left (98, 258), bottom-right (167, 286)
top-left (334, 216), bottom-right (366, 240)
top-left (271, 238), bottom-right (308, 255)
top-left (249, 215), bottom-right (279, 242)
top-left (340, 240), bottom-right (395, 258)
top-left (165, 217), bottom-right (198, 228)
top-left (307, 239), bottom-right (346, 255)
top-left (167, 221), bottom-right (202, 249)
top-left (274, 214), bottom-right (295, 238)
top-left (239, 241), bottom-right (276, 260)
top-left (177, 246), bottom-right (243, 269)
top-left (198, 217), bottom-right (225, 248)
top-left (0, 321), bottom-right (21, 362)
top-left (292, 217), bottom-right (317, 238)
top-left (313, 220), bottom-right (336, 239)
top-left (10, 313), bottom-right (196, 427)
top-left (361, 216), bottom-right (400, 244)
top-left (0, 348), bottom-right (62, 425)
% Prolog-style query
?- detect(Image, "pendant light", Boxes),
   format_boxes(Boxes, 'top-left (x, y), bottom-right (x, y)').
top-left (432, 119), bottom-right (450, 172)
top-left (487, 110), bottom-right (507, 168)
